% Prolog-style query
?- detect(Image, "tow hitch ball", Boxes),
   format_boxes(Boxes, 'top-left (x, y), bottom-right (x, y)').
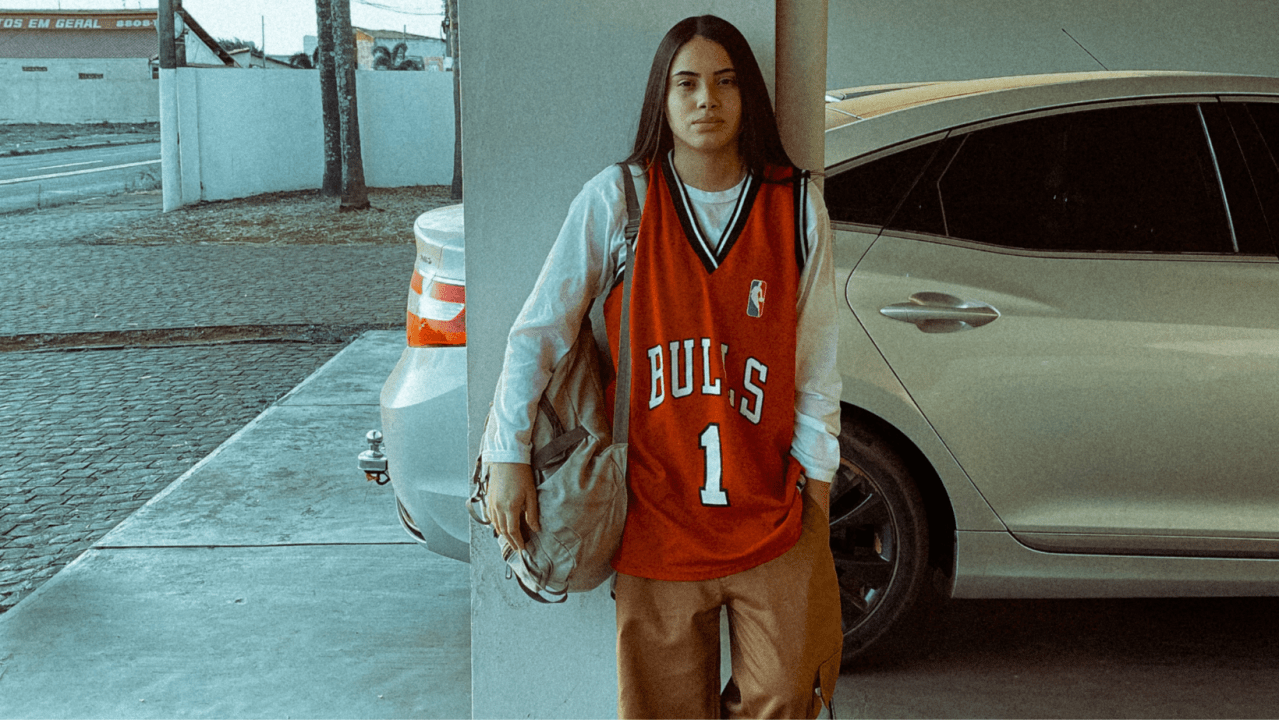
top-left (360, 430), bottom-right (391, 485)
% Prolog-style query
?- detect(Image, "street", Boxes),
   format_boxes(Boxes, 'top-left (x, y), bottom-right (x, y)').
top-left (0, 143), bottom-right (161, 214)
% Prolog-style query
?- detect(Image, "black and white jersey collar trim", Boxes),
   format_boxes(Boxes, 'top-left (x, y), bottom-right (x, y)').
top-left (661, 152), bottom-right (760, 274)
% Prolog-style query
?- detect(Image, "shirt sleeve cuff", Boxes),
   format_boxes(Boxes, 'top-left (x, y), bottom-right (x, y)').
top-left (791, 449), bottom-right (836, 485)
top-left (481, 447), bottom-right (532, 465)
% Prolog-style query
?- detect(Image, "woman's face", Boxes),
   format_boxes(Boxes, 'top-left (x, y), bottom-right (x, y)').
top-left (665, 36), bottom-right (742, 161)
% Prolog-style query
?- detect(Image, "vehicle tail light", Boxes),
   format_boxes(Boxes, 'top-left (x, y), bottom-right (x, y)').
top-left (407, 269), bottom-right (466, 346)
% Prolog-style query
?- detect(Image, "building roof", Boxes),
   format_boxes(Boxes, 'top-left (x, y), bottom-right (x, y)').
top-left (226, 47), bottom-right (294, 69)
top-left (351, 26), bottom-right (442, 42)
top-left (0, 9), bottom-right (159, 59)
top-left (0, 8), bottom-right (233, 65)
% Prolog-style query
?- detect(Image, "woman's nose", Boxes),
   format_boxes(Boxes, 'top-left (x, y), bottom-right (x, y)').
top-left (698, 86), bottom-right (719, 108)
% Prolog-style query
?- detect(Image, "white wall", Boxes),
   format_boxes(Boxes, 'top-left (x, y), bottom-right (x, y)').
top-left (170, 67), bottom-right (453, 203)
top-left (0, 58), bottom-right (156, 123)
top-left (461, 4), bottom-right (772, 718)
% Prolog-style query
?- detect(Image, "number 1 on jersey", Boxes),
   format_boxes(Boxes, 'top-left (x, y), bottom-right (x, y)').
top-left (699, 424), bottom-right (729, 506)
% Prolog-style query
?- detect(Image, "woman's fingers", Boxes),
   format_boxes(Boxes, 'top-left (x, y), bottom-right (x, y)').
top-left (488, 498), bottom-right (521, 551)
top-left (503, 505), bottom-right (526, 552)
top-left (486, 462), bottom-right (538, 552)
top-left (524, 490), bottom-right (541, 534)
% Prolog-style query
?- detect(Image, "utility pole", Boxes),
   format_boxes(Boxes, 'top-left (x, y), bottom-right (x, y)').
top-left (157, 0), bottom-right (176, 70)
top-left (158, 0), bottom-right (181, 211)
top-left (445, 0), bottom-right (461, 200)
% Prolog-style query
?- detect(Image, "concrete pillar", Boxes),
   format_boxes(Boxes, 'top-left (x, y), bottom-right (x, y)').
top-left (464, 7), bottom-right (775, 718)
top-left (775, 0), bottom-right (828, 189)
top-left (158, 0), bottom-right (182, 211)
top-left (159, 69), bottom-right (181, 212)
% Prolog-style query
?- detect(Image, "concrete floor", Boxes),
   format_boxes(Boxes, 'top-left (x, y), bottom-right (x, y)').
top-left (831, 594), bottom-right (1279, 718)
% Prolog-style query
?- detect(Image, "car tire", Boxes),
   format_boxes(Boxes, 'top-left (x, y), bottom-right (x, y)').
top-left (830, 413), bottom-right (936, 667)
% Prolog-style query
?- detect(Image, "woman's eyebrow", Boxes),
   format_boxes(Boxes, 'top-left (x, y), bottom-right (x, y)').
top-left (671, 67), bottom-right (736, 78)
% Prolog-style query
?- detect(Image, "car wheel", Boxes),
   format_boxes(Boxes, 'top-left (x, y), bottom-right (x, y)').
top-left (830, 414), bottom-right (934, 665)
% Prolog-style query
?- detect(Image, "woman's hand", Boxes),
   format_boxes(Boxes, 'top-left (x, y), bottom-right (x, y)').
top-left (486, 462), bottom-right (540, 552)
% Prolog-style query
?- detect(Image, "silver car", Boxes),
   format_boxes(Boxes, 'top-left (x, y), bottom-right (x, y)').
top-left (370, 71), bottom-right (1279, 665)
top-left (375, 203), bottom-right (469, 561)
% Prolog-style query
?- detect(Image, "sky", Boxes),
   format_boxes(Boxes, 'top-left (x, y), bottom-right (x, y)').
top-left (0, 0), bottom-right (445, 54)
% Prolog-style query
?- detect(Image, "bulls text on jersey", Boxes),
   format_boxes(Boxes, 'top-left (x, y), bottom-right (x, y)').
top-left (644, 337), bottom-right (768, 426)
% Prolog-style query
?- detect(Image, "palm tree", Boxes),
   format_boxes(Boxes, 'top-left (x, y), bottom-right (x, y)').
top-left (217, 37), bottom-right (258, 53)
top-left (391, 42), bottom-right (411, 69)
top-left (315, 0), bottom-right (341, 196)
top-left (371, 44), bottom-right (392, 70)
top-left (330, 0), bottom-right (369, 211)
top-left (372, 42), bottom-right (421, 71)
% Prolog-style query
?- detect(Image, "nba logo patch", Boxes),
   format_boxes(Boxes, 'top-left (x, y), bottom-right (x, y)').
top-left (747, 280), bottom-right (766, 318)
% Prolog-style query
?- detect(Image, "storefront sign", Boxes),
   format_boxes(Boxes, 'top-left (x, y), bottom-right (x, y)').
top-left (0, 13), bottom-right (157, 31)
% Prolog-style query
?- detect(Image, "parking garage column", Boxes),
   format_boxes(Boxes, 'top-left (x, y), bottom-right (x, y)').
top-left (776, 0), bottom-right (828, 190)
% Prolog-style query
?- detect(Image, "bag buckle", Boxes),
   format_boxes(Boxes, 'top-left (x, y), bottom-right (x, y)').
top-left (467, 456), bottom-right (493, 526)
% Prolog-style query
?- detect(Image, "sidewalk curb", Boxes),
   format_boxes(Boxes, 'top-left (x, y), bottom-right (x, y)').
top-left (0, 323), bottom-right (397, 353)
top-left (92, 330), bottom-right (377, 550)
top-left (0, 138), bottom-right (159, 158)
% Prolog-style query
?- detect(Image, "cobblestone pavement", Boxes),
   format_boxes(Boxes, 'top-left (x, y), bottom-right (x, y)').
top-left (1, 200), bottom-right (414, 336)
top-left (0, 344), bottom-right (340, 610)
top-left (0, 242), bottom-right (412, 335)
top-left (0, 191), bottom-right (164, 249)
top-left (0, 181), bottom-right (420, 612)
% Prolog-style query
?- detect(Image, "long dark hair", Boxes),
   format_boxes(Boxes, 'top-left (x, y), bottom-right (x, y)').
top-left (624, 15), bottom-right (794, 177)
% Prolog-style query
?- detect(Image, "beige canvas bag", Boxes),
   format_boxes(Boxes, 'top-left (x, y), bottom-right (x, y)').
top-left (467, 164), bottom-right (638, 602)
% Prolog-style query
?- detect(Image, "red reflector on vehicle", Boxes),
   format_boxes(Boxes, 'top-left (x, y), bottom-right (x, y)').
top-left (407, 273), bottom-right (465, 346)
top-left (429, 280), bottom-right (465, 303)
top-left (408, 309), bottom-right (466, 347)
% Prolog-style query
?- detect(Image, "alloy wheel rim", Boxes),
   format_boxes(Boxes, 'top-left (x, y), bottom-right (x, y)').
top-left (829, 455), bottom-right (899, 633)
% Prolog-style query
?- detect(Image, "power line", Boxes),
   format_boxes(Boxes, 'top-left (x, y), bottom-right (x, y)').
top-left (351, 0), bottom-right (443, 16)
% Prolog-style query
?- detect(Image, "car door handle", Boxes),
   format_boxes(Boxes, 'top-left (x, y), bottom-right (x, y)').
top-left (879, 292), bottom-right (1000, 333)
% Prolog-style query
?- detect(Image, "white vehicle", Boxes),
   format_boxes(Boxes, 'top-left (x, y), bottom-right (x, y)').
top-left (367, 71), bottom-right (1279, 664)
top-left (373, 203), bottom-right (469, 561)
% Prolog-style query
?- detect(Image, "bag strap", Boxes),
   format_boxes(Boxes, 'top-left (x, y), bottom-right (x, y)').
top-left (613, 163), bottom-right (640, 443)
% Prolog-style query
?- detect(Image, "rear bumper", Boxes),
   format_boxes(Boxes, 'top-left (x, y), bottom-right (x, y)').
top-left (394, 492), bottom-right (469, 562)
top-left (379, 344), bottom-right (471, 562)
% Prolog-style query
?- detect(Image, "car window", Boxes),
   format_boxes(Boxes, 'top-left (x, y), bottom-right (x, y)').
top-left (825, 140), bottom-right (939, 227)
top-left (1201, 104), bottom-right (1274, 255)
top-left (1248, 102), bottom-right (1279, 159)
top-left (1240, 102), bottom-right (1279, 251)
top-left (890, 104), bottom-right (1235, 254)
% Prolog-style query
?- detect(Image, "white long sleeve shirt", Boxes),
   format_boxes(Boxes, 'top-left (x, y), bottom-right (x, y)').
top-left (483, 161), bottom-right (842, 484)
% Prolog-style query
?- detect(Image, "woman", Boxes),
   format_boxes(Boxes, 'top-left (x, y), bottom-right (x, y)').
top-left (484, 15), bottom-right (843, 718)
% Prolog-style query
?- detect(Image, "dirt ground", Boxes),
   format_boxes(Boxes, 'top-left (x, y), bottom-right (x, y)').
top-left (96, 186), bottom-right (458, 245)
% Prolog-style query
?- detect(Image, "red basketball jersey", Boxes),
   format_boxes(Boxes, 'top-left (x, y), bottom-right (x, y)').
top-left (605, 158), bottom-right (807, 581)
